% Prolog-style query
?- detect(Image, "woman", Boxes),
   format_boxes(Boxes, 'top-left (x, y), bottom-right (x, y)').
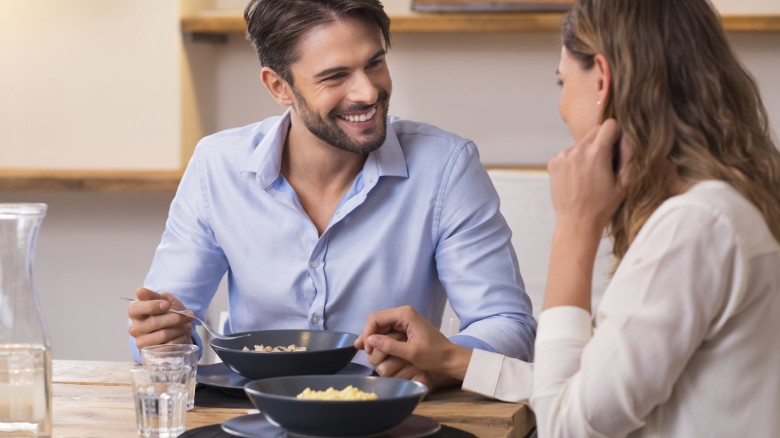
top-left (355, 0), bottom-right (780, 436)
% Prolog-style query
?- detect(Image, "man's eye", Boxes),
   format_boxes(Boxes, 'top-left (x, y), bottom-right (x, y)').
top-left (326, 73), bottom-right (346, 81)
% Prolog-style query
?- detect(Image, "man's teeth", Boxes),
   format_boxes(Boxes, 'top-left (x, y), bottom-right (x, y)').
top-left (342, 107), bottom-right (376, 123)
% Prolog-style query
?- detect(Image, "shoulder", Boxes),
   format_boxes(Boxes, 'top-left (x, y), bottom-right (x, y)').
top-left (193, 117), bottom-right (280, 158)
top-left (389, 116), bottom-right (474, 151)
top-left (646, 180), bottom-right (778, 255)
top-left (387, 115), bottom-right (480, 169)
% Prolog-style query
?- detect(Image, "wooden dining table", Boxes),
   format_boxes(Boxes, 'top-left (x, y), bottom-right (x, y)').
top-left (52, 360), bottom-right (534, 437)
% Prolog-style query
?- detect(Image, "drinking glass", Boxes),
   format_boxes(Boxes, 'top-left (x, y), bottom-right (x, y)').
top-left (140, 344), bottom-right (199, 410)
top-left (0, 204), bottom-right (52, 437)
top-left (130, 365), bottom-right (191, 438)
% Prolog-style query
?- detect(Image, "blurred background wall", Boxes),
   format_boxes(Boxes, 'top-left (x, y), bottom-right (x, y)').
top-left (1, 0), bottom-right (778, 361)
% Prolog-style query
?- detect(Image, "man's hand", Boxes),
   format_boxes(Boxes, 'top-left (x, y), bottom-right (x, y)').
top-left (355, 306), bottom-right (472, 384)
top-left (127, 287), bottom-right (194, 349)
top-left (364, 330), bottom-right (432, 388)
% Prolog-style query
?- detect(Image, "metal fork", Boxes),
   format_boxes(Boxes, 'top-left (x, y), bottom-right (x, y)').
top-left (120, 297), bottom-right (249, 341)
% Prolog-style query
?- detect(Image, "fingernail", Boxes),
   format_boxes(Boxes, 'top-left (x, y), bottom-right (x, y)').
top-left (368, 335), bottom-right (379, 346)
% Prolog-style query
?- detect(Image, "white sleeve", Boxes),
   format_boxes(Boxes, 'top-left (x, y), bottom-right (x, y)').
top-left (530, 203), bottom-right (739, 437)
top-left (462, 348), bottom-right (534, 403)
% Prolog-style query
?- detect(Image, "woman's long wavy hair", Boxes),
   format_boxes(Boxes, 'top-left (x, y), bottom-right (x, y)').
top-left (563, 0), bottom-right (780, 264)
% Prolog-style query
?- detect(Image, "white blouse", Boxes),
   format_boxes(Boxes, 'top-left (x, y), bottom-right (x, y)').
top-left (462, 180), bottom-right (780, 437)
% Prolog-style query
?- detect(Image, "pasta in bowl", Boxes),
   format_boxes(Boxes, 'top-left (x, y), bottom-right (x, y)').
top-left (244, 375), bottom-right (428, 436)
top-left (210, 329), bottom-right (357, 380)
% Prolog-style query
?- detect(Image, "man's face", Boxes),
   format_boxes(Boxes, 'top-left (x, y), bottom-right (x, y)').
top-left (287, 16), bottom-right (392, 154)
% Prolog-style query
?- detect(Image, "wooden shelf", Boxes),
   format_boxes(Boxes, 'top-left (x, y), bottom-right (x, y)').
top-left (9, 10), bottom-right (777, 193)
top-left (0, 169), bottom-right (182, 192)
top-left (0, 166), bottom-right (546, 192)
top-left (181, 11), bottom-right (780, 34)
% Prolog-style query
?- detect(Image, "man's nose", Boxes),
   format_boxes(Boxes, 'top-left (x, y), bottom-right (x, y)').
top-left (347, 72), bottom-right (379, 104)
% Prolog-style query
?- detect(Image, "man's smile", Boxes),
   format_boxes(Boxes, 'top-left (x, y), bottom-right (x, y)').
top-left (337, 106), bottom-right (377, 123)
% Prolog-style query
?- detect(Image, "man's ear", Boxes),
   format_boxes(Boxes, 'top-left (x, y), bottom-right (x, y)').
top-left (593, 53), bottom-right (611, 105)
top-left (261, 67), bottom-right (294, 107)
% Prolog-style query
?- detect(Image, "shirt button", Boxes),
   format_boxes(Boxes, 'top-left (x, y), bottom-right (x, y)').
top-left (311, 315), bottom-right (320, 324)
top-left (311, 261), bottom-right (320, 268)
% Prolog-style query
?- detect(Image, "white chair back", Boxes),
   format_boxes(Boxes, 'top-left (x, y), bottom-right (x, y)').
top-left (440, 168), bottom-right (612, 334)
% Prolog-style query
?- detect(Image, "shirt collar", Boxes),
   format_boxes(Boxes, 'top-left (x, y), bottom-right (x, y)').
top-left (242, 109), bottom-right (408, 189)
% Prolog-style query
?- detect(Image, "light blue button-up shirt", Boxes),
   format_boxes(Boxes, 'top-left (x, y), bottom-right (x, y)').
top-left (131, 110), bottom-right (535, 365)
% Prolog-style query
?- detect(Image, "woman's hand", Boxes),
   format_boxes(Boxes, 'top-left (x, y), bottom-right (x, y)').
top-left (544, 119), bottom-right (629, 311)
top-left (547, 119), bottom-right (627, 235)
top-left (355, 306), bottom-right (472, 383)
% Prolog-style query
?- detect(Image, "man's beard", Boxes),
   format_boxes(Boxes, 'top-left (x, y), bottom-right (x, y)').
top-left (291, 87), bottom-right (390, 155)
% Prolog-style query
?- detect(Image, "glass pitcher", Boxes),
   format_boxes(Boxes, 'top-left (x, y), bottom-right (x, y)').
top-left (0, 204), bottom-right (51, 437)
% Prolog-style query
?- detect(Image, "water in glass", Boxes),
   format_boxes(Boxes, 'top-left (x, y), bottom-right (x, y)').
top-left (0, 204), bottom-right (51, 437)
top-left (133, 382), bottom-right (188, 438)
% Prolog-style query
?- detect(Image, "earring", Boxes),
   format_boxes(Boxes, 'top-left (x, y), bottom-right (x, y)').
top-left (597, 100), bottom-right (602, 106)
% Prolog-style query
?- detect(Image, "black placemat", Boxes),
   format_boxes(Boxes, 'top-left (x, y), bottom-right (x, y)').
top-left (179, 424), bottom-right (228, 437)
top-left (195, 384), bottom-right (255, 409)
top-left (179, 423), bottom-right (476, 438)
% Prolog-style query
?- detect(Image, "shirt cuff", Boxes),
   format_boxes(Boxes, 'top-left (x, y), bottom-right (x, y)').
top-left (449, 334), bottom-right (495, 352)
top-left (463, 348), bottom-right (534, 403)
top-left (462, 348), bottom-right (504, 398)
top-left (537, 306), bottom-right (593, 345)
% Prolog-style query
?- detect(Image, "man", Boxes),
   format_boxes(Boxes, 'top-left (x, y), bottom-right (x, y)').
top-left (127, 0), bottom-right (535, 387)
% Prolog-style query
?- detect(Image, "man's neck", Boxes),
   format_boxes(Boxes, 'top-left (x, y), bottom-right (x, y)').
top-left (281, 128), bottom-right (367, 194)
top-left (281, 123), bottom-right (368, 235)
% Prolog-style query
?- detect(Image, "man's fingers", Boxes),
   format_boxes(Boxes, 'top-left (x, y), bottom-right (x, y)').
top-left (356, 311), bottom-right (395, 353)
top-left (161, 292), bottom-right (188, 312)
top-left (367, 334), bottom-right (413, 363)
top-left (375, 356), bottom-right (406, 377)
top-left (367, 344), bottom-right (388, 366)
top-left (134, 324), bottom-right (192, 349)
top-left (356, 306), bottom-right (415, 352)
top-left (128, 288), bottom-right (171, 319)
top-left (410, 372), bottom-right (432, 390)
top-left (128, 311), bottom-right (191, 337)
top-left (127, 300), bottom-right (171, 319)
top-left (164, 333), bottom-right (194, 346)
top-left (135, 287), bottom-right (164, 301)
top-left (373, 356), bottom-right (428, 384)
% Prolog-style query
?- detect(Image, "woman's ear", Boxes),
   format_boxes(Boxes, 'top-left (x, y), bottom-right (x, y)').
top-left (593, 53), bottom-right (612, 106)
top-left (261, 67), bottom-right (294, 107)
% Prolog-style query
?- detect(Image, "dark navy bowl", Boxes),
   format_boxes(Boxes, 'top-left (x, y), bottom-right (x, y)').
top-left (244, 375), bottom-right (428, 437)
top-left (210, 329), bottom-right (358, 380)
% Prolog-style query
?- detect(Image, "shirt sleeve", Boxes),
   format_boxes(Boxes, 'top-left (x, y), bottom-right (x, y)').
top-left (434, 141), bottom-right (536, 361)
top-left (129, 146), bottom-right (229, 360)
top-left (530, 202), bottom-right (740, 437)
top-left (462, 348), bottom-right (535, 402)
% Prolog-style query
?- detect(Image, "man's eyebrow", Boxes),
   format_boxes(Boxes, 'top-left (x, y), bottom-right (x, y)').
top-left (312, 49), bottom-right (386, 80)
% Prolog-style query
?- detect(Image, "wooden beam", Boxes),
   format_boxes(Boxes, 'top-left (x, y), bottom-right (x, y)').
top-left (0, 169), bottom-right (182, 192)
top-left (181, 12), bottom-right (780, 34)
